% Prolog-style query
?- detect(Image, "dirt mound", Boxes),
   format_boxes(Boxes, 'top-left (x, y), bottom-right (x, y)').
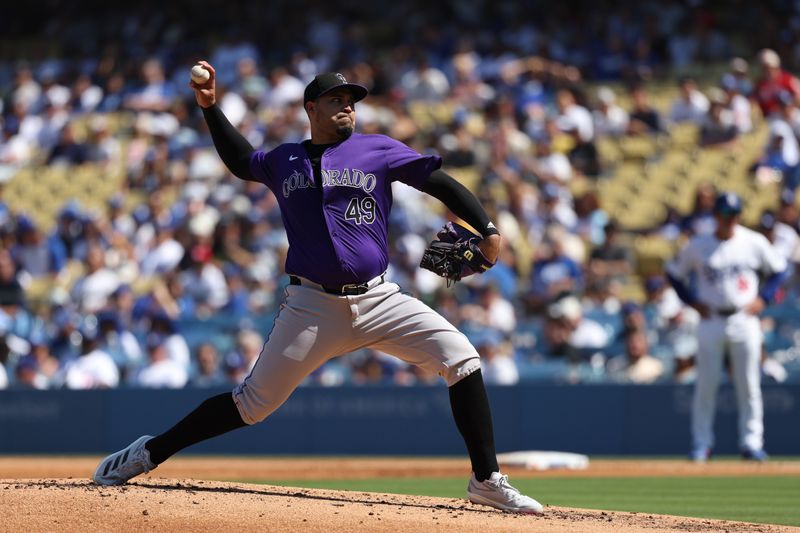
top-left (1, 478), bottom-right (790, 533)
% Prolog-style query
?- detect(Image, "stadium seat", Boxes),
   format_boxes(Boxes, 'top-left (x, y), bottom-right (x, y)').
top-left (23, 276), bottom-right (55, 312)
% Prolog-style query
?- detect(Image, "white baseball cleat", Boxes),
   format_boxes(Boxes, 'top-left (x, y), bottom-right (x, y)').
top-left (689, 446), bottom-right (711, 463)
top-left (93, 435), bottom-right (156, 486)
top-left (467, 472), bottom-right (544, 514)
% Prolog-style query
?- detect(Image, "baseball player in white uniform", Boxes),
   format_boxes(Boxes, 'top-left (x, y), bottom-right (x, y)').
top-left (667, 192), bottom-right (789, 461)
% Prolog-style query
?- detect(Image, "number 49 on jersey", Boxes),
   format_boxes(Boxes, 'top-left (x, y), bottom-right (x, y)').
top-left (345, 196), bottom-right (376, 224)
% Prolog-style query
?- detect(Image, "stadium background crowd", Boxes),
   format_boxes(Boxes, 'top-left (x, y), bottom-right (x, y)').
top-left (2, 0), bottom-right (800, 390)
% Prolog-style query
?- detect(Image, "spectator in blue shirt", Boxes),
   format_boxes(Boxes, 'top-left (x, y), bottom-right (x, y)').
top-left (190, 342), bottom-right (229, 388)
top-left (11, 215), bottom-right (67, 277)
top-left (526, 231), bottom-right (583, 314)
top-left (221, 263), bottom-right (249, 319)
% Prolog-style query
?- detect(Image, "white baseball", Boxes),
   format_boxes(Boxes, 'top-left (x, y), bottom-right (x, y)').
top-left (191, 65), bottom-right (210, 84)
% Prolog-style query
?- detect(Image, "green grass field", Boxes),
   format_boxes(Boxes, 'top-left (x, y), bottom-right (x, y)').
top-left (258, 476), bottom-right (800, 527)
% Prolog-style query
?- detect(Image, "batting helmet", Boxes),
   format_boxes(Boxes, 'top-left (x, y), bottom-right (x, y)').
top-left (714, 191), bottom-right (742, 215)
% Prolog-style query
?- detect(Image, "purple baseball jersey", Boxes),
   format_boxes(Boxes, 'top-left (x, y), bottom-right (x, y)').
top-left (249, 133), bottom-right (441, 286)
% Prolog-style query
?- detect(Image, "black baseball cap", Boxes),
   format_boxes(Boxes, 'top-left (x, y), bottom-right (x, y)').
top-left (303, 72), bottom-right (368, 104)
top-left (714, 191), bottom-right (742, 216)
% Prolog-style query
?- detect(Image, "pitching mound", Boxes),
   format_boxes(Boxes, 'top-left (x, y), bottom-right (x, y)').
top-left (2, 478), bottom-right (793, 533)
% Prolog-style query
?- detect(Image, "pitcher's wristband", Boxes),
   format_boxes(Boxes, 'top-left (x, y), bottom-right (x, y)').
top-left (482, 222), bottom-right (500, 238)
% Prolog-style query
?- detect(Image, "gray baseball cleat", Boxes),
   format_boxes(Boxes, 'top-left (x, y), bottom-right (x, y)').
top-left (467, 472), bottom-right (544, 514)
top-left (93, 435), bottom-right (156, 486)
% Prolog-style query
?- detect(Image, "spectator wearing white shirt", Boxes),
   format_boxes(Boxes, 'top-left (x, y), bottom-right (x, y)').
top-left (727, 57), bottom-right (752, 96)
top-left (16, 99), bottom-right (46, 147)
top-left (777, 91), bottom-right (800, 142)
top-left (643, 276), bottom-right (699, 336)
top-left (642, 276), bottom-right (698, 381)
top-left (105, 230), bottom-right (140, 285)
top-left (97, 310), bottom-right (144, 373)
top-left (773, 120), bottom-right (800, 167)
top-left (720, 74), bottom-right (752, 134)
top-left (219, 88), bottom-right (248, 128)
top-left (133, 333), bottom-right (188, 389)
top-left (477, 336), bottom-right (519, 386)
top-left (265, 67), bottom-right (305, 108)
top-left (460, 283), bottom-right (517, 335)
top-left (552, 295), bottom-right (609, 351)
top-left (124, 58), bottom-right (174, 113)
top-left (0, 122), bottom-right (35, 166)
top-left (35, 100), bottom-right (69, 153)
top-left (0, 345), bottom-right (8, 389)
top-left (139, 219), bottom-right (185, 275)
top-left (556, 88), bottom-right (599, 176)
top-left (757, 114), bottom-right (800, 186)
top-left (568, 313), bottom-right (609, 352)
top-left (62, 324), bottom-right (119, 389)
top-left (25, 335), bottom-right (60, 389)
top-left (758, 211), bottom-right (800, 262)
top-left (10, 66), bottom-right (41, 112)
top-left (556, 88), bottom-right (594, 142)
top-left (14, 355), bottom-right (49, 389)
top-left (71, 73), bottom-right (104, 113)
top-left (180, 244), bottom-right (230, 312)
top-left (593, 87), bottom-right (629, 137)
top-left (535, 185), bottom-right (579, 234)
top-left (530, 137), bottom-right (572, 183)
top-left (669, 77), bottom-right (709, 125)
top-left (607, 328), bottom-right (665, 384)
top-left (86, 115), bottom-right (122, 163)
top-left (400, 58), bottom-right (450, 101)
top-left (388, 232), bottom-right (444, 297)
top-left (148, 310), bottom-right (191, 369)
top-left (538, 295), bottom-right (608, 360)
top-left (71, 243), bottom-right (120, 314)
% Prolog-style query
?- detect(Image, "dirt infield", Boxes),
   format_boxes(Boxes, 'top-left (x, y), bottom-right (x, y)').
top-left (1, 456), bottom-right (798, 480)
top-left (2, 458), bottom-right (799, 532)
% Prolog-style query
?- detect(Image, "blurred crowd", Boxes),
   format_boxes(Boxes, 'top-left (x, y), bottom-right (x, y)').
top-left (3, 0), bottom-right (800, 390)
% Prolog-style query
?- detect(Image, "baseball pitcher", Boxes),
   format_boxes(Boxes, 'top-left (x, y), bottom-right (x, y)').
top-left (667, 192), bottom-right (789, 462)
top-left (92, 62), bottom-right (543, 514)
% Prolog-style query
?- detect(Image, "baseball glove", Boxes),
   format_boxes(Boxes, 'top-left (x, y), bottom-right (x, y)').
top-left (419, 222), bottom-right (495, 286)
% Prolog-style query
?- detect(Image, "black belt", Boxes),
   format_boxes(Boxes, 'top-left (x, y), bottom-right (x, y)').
top-left (289, 275), bottom-right (384, 295)
top-left (715, 308), bottom-right (739, 317)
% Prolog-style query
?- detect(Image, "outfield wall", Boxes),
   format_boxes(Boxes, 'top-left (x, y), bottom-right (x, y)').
top-left (1, 384), bottom-right (799, 455)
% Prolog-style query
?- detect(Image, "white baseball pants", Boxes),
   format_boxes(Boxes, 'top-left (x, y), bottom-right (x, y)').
top-left (232, 279), bottom-right (480, 425)
top-left (692, 313), bottom-right (764, 452)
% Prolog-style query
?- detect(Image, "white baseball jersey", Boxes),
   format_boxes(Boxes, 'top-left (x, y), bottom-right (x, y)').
top-left (63, 349), bottom-right (120, 389)
top-left (669, 224), bottom-right (787, 452)
top-left (133, 359), bottom-right (189, 389)
top-left (667, 225), bottom-right (787, 309)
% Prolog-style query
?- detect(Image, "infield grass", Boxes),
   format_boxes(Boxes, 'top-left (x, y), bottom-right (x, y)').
top-left (257, 476), bottom-right (800, 527)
